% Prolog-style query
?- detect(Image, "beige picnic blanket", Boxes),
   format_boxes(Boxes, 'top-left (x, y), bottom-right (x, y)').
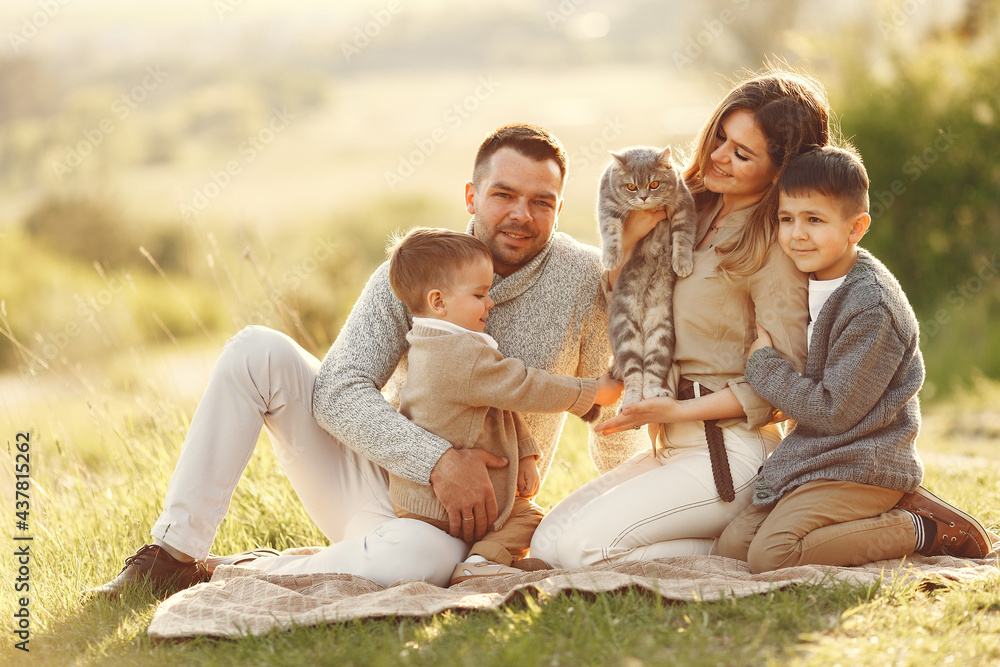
top-left (148, 549), bottom-right (1000, 639)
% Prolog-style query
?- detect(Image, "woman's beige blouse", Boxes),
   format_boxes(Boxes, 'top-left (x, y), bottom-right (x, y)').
top-left (674, 200), bottom-right (807, 428)
top-left (603, 200), bottom-right (808, 430)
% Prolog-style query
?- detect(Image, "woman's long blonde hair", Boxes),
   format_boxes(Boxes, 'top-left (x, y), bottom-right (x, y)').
top-left (685, 67), bottom-right (831, 278)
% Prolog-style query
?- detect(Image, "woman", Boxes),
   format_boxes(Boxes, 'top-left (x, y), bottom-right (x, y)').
top-left (531, 68), bottom-right (830, 567)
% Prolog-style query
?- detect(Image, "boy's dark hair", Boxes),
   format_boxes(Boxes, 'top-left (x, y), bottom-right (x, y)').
top-left (778, 144), bottom-right (870, 216)
top-left (387, 227), bottom-right (492, 314)
top-left (472, 123), bottom-right (567, 189)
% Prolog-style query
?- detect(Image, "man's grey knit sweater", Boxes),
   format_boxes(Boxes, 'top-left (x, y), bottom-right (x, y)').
top-left (745, 249), bottom-right (925, 506)
top-left (313, 230), bottom-right (645, 486)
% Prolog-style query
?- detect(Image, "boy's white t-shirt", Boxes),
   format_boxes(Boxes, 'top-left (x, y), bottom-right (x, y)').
top-left (807, 276), bottom-right (847, 352)
top-left (411, 316), bottom-right (499, 350)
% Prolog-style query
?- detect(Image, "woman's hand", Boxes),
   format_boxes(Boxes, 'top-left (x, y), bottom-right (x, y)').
top-left (595, 395), bottom-right (680, 434)
top-left (608, 208), bottom-right (667, 287)
top-left (622, 208), bottom-right (666, 255)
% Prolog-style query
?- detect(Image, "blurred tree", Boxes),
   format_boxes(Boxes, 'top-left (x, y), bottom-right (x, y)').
top-left (835, 0), bottom-right (1000, 387)
top-left (23, 194), bottom-right (189, 272)
top-left (24, 195), bottom-right (134, 266)
top-left (724, 0), bottom-right (802, 66)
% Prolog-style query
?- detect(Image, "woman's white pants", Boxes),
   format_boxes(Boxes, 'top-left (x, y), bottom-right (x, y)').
top-left (530, 419), bottom-right (780, 568)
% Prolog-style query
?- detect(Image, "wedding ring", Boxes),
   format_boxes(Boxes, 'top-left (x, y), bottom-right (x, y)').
top-left (633, 425), bottom-right (641, 431)
top-left (462, 517), bottom-right (474, 521)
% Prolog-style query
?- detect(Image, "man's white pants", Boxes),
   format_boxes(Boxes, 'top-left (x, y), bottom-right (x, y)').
top-left (530, 419), bottom-right (780, 568)
top-left (151, 326), bottom-right (468, 587)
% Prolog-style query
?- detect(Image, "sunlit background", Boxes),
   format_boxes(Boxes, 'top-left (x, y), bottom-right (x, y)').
top-left (1, 0), bottom-right (998, 415)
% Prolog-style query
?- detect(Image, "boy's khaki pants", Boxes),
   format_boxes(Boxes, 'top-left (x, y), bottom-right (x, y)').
top-left (718, 479), bottom-right (917, 573)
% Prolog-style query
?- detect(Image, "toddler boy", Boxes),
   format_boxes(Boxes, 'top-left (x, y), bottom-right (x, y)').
top-left (387, 227), bottom-right (621, 584)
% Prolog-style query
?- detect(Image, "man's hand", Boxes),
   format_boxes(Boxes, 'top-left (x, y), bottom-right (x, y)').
top-left (748, 320), bottom-right (774, 359)
top-left (429, 447), bottom-right (508, 542)
top-left (517, 456), bottom-right (540, 499)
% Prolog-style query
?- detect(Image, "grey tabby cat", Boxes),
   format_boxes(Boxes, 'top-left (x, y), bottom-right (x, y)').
top-left (596, 145), bottom-right (697, 412)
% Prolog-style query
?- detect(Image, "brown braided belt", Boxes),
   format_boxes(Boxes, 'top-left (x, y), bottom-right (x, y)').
top-left (677, 378), bottom-right (735, 502)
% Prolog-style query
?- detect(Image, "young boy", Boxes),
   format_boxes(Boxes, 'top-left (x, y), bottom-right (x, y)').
top-left (387, 227), bottom-right (622, 585)
top-left (718, 146), bottom-right (994, 573)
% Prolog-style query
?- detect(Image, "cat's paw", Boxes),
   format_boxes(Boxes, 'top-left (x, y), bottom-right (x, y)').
top-left (673, 253), bottom-right (694, 277)
top-left (619, 388), bottom-right (643, 410)
top-left (642, 383), bottom-right (673, 401)
top-left (602, 246), bottom-right (623, 271)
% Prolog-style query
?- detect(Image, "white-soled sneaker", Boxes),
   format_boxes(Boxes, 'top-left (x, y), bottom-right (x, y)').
top-left (204, 548), bottom-right (282, 575)
top-left (450, 560), bottom-right (522, 586)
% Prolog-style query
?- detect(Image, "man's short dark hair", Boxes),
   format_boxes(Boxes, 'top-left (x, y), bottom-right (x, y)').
top-left (472, 123), bottom-right (567, 188)
top-left (387, 227), bottom-right (492, 315)
top-left (779, 145), bottom-right (870, 216)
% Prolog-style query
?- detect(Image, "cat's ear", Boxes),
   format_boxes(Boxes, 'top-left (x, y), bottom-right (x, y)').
top-left (610, 151), bottom-right (628, 167)
top-left (657, 146), bottom-right (673, 166)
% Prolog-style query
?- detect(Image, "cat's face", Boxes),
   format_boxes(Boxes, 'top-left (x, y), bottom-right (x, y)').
top-left (611, 148), bottom-right (680, 210)
top-left (466, 147), bottom-right (563, 277)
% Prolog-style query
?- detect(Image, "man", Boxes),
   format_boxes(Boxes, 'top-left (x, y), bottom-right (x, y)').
top-left (87, 124), bottom-right (644, 595)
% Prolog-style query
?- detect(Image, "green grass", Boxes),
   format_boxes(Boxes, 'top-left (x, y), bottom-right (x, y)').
top-left (2, 354), bottom-right (999, 666)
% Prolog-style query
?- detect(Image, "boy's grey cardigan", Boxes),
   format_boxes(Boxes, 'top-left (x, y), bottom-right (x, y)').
top-left (745, 248), bottom-right (925, 506)
top-left (312, 229), bottom-right (645, 486)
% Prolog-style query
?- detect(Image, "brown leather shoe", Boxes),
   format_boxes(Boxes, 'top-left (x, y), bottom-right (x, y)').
top-left (85, 544), bottom-right (209, 599)
top-left (896, 487), bottom-right (992, 558)
top-left (204, 548), bottom-right (281, 574)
